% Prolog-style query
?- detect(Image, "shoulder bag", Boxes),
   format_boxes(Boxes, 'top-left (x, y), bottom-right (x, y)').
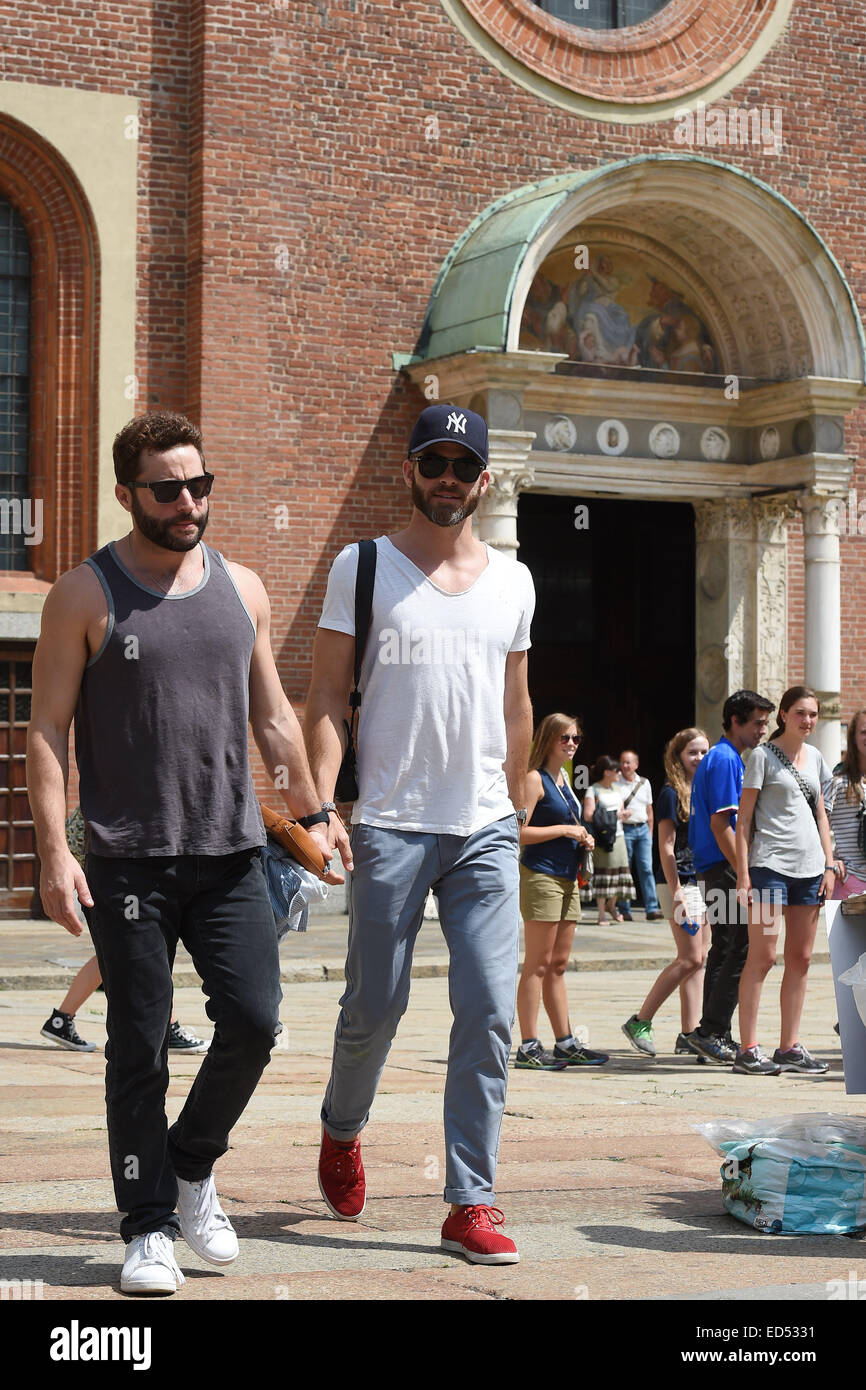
top-left (765, 742), bottom-right (818, 821)
top-left (333, 539), bottom-right (377, 802)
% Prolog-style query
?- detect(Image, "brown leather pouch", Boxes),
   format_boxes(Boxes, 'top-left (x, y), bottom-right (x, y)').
top-left (260, 803), bottom-right (328, 879)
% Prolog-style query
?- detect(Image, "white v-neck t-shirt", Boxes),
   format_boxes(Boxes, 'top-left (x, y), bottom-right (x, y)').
top-left (318, 536), bottom-right (535, 835)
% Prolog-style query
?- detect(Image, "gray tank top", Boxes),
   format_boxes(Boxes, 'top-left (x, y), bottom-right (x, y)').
top-left (74, 541), bottom-right (266, 857)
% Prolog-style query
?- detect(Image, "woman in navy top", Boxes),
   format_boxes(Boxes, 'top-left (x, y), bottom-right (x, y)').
top-left (515, 712), bottom-right (608, 1070)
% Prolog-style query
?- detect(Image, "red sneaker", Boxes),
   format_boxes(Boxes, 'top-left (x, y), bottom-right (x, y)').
top-left (317, 1128), bottom-right (366, 1220)
top-left (440, 1205), bottom-right (519, 1264)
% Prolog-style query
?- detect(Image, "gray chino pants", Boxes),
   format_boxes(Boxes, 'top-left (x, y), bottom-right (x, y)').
top-left (321, 814), bottom-right (520, 1205)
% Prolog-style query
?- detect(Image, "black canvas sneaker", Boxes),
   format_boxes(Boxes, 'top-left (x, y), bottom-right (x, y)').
top-left (40, 1008), bottom-right (96, 1052)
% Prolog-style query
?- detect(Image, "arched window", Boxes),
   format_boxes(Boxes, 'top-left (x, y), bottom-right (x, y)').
top-left (0, 197), bottom-right (30, 571)
top-left (534, 0), bottom-right (671, 27)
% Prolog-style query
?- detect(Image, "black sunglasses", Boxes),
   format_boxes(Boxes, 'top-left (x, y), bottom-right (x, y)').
top-left (412, 451), bottom-right (484, 485)
top-left (560, 734), bottom-right (581, 743)
top-left (129, 473), bottom-right (214, 504)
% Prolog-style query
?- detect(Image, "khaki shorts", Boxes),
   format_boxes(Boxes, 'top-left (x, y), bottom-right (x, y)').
top-left (519, 863), bottom-right (581, 922)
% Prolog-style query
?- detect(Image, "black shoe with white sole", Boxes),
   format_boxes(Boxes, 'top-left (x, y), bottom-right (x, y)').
top-left (40, 1009), bottom-right (96, 1052)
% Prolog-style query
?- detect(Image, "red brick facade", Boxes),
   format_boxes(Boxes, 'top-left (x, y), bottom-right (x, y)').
top-left (1, 0), bottom-right (863, 763)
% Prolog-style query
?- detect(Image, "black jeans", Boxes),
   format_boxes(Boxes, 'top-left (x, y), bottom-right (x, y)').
top-left (698, 858), bottom-right (749, 1040)
top-left (84, 849), bottom-right (281, 1242)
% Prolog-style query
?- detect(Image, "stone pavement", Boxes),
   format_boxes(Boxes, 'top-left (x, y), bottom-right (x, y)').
top-left (1, 912), bottom-right (865, 1305)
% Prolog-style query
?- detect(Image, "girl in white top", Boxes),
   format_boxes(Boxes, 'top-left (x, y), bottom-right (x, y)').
top-left (825, 708), bottom-right (866, 897)
top-left (735, 686), bottom-right (839, 1075)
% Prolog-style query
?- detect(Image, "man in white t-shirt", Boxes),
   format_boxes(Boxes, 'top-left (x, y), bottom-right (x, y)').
top-left (304, 403), bottom-right (535, 1265)
top-left (616, 750), bottom-right (663, 920)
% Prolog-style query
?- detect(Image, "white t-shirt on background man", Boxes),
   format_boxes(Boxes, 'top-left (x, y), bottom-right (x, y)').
top-left (318, 536), bottom-right (536, 836)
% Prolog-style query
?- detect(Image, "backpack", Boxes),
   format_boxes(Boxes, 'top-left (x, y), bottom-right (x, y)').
top-left (591, 791), bottom-right (618, 853)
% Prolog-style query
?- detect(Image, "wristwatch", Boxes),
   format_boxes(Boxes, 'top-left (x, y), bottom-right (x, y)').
top-left (298, 810), bottom-right (331, 830)
top-left (516, 808), bottom-right (528, 825)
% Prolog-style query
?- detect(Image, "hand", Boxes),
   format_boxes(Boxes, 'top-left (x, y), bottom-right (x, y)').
top-left (562, 824), bottom-right (585, 840)
top-left (820, 867), bottom-right (837, 902)
top-left (620, 808), bottom-right (631, 821)
top-left (736, 875), bottom-right (752, 910)
top-left (308, 822), bottom-right (349, 885)
top-left (837, 858), bottom-right (847, 882)
top-left (39, 850), bottom-right (93, 937)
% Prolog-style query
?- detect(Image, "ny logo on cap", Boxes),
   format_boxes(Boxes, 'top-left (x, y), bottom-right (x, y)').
top-left (446, 411), bottom-right (467, 435)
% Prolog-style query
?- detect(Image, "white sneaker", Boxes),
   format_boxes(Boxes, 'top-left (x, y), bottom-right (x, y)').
top-left (176, 1174), bottom-right (239, 1265)
top-left (120, 1231), bottom-right (186, 1294)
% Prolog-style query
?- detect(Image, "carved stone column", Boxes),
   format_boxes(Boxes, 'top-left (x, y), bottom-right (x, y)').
top-left (694, 500), bottom-right (754, 736)
top-left (799, 493), bottom-right (843, 766)
top-left (754, 498), bottom-right (791, 713)
top-left (693, 498), bottom-right (791, 736)
top-left (477, 429), bottom-right (536, 558)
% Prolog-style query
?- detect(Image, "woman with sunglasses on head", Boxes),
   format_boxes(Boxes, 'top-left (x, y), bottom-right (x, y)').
top-left (515, 714), bottom-right (609, 1069)
top-left (622, 727), bottom-right (710, 1059)
top-left (583, 756), bottom-right (635, 926)
top-left (734, 685), bottom-right (837, 1075)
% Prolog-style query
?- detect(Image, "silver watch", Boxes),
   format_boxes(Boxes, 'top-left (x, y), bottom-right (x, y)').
top-left (516, 808), bottom-right (528, 825)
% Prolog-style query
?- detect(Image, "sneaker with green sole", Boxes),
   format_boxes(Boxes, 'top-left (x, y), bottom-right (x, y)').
top-left (621, 1014), bottom-right (656, 1057)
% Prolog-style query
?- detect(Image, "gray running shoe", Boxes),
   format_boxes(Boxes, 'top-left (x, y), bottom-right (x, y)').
top-left (675, 1032), bottom-right (708, 1064)
top-left (514, 1039), bottom-right (567, 1070)
top-left (553, 1040), bottom-right (609, 1066)
top-left (685, 1030), bottom-right (736, 1064)
top-left (772, 1044), bottom-right (829, 1074)
top-left (622, 1014), bottom-right (656, 1056)
top-left (732, 1045), bottom-right (781, 1075)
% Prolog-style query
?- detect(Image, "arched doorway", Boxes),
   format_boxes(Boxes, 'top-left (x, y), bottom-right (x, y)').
top-left (404, 155), bottom-right (866, 764)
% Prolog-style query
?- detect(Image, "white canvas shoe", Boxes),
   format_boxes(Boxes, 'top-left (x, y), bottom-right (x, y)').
top-left (120, 1231), bottom-right (186, 1294)
top-left (176, 1174), bottom-right (239, 1265)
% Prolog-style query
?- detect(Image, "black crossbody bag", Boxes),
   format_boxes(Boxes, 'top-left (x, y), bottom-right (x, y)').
top-left (333, 539), bottom-right (377, 802)
top-left (766, 742), bottom-right (818, 821)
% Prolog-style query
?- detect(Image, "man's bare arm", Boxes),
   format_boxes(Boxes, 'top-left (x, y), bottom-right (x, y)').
top-left (229, 563), bottom-right (351, 878)
top-left (303, 626), bottom-right (355, 869)
top-left (503, 649), bottom-right (533, 813)
top-left (27, 567), bottom-right (102, 934)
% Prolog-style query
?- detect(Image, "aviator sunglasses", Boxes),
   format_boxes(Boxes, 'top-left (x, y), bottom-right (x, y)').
top-left (412, 451), bottom-right (484, 485)
top-left (129, 472), bottom-right (214, 504)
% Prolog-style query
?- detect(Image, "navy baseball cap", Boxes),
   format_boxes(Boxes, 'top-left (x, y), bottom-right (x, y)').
top-left (408, 404), bottom-right (489, 467)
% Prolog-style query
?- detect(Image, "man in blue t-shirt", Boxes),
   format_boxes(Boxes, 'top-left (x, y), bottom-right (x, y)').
top-left (686, 689), bottom-right (775, 1063)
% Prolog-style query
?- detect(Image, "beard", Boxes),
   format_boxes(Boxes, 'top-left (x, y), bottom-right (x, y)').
top-left (411, 477), bottom-right (482, 528)
top-left (130, 492), bottom-right (209, 550)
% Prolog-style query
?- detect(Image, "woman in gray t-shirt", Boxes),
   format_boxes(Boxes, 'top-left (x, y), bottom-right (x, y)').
top-left (734, 685), bottom-right (839, 1076)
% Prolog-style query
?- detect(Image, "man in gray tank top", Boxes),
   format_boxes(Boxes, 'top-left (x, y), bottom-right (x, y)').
top-left (27, 411), bottom-right (349, 1296)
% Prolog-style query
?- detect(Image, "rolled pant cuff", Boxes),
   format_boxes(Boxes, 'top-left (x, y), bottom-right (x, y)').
top-left (444, 1188), bottom-right (496, 1207)
top-left (322, 1114), bottom-right (367, 1143)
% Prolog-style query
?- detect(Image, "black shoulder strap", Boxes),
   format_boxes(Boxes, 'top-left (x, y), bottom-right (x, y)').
top-left (766, 742), bottom-right (817, 813)
top-left (349, 539), bottom-right (377, 711)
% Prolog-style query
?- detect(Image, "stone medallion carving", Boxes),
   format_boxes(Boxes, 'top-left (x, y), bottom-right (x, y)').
top-left (793, 419), bottom-right (814, 455)
top-left (544, 415), bottom-right (577, 452)
top-left (697, 546), bottom-right (728, 601)
top-left (760, 427), bottom-right (780, 461)
top-left (697, 646), bottom-right (729, 705)
top-left (700, 427), bottom-right (730, 461)
top-left (649, 423), bottom-right (680, 459)
top-left (597, 419), bottom-right (629, 456)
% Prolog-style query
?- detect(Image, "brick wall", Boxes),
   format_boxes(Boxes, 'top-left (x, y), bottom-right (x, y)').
top-left (4, 0), bottom-right (865, 775)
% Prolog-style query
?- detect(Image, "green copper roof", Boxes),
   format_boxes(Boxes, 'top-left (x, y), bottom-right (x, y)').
top-left (413, 155), bottom-right (866, 380)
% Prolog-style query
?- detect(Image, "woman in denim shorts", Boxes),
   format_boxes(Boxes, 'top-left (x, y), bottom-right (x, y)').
top-left (734, 685), bottom-right (840, 1075)
top-left (515, 713), bottom-right (608, 1070)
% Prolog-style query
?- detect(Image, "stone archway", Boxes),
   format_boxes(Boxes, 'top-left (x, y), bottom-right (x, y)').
top-left (403, 156), bottom-right (866, 761)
